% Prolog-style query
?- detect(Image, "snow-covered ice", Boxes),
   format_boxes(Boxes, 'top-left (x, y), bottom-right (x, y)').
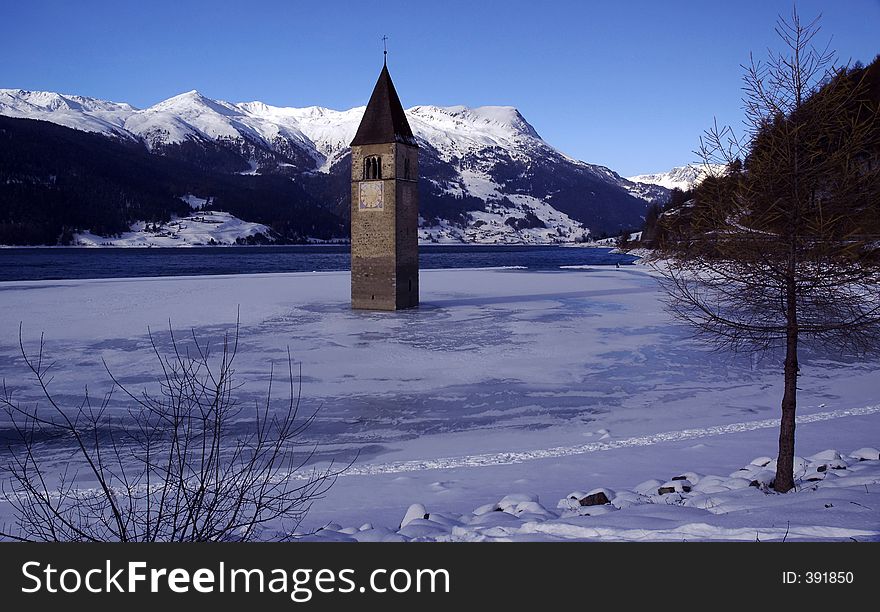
top-left (0, 266), bottom-right (877, 540)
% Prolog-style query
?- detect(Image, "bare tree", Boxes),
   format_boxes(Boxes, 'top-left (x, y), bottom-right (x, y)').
top-left (655, 10), bottom-right (880, 492)
top-left (1, 319), bottom-right (345, 541)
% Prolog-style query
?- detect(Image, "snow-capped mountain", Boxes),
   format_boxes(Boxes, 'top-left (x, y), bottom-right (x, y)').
top-left (627, 164), bottom-right (724, 192)
top-left (0, 88), bottom-right (667, 244)
top-left (0, 89), bottom-right (136, 137)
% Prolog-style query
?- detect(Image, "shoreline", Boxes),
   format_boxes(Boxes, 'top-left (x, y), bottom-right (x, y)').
top-left (0, 241), bottom-right (617, 250)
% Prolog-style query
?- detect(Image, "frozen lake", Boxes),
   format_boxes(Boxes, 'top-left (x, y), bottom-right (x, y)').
top-left (1, 266), bottom-right (878, 534)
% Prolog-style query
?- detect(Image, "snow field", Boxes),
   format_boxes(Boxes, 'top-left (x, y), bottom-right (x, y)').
top-left (73, 210), bottom-right (272, 247)
top-left (303, 446), bottom-right (880, 542)
top-left (0, 267), bottom-right (877, 540)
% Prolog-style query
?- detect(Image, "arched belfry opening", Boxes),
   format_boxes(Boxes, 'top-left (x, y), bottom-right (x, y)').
top-left (349, 61), bottom-right (419, 310)
top-left (363, 156), bottom-right (382, 180)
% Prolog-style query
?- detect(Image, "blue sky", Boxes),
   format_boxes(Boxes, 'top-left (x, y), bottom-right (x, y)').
top-left (3, 0), bottom-right (878, 175)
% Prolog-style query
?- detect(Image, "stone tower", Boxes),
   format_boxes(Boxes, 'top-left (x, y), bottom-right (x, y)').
top-left (350, 61), bottom-right (419, 310)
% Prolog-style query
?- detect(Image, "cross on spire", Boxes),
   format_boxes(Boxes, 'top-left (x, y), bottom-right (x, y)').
top-left (382, 35), bottom-right (388, 65)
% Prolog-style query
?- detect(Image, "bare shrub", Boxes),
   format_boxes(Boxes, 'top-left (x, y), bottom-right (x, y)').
top-left (1, 319), bottom-right (344, 541)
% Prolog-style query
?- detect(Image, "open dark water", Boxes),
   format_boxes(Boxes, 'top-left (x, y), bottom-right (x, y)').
top-left (0, 245), bottom-right (638, 281)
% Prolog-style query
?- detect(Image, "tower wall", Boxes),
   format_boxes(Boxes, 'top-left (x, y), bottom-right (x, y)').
top-left (394, 143), bottom-right (419, 309)
top-left (351, 142), bottom-right (419, 310)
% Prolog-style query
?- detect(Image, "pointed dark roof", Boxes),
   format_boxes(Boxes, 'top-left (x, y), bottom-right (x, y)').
top-left (350, 64), bottom-right (417, 147)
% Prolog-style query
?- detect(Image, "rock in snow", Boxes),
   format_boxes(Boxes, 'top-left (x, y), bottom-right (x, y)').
top-left (578, 489), bottom-right (613, 506)
top-left (400, 503), bottom-right (429, 528)
top-left (850, 447), bottom-right (880, 461)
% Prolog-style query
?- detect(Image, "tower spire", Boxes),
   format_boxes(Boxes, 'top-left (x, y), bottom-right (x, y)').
top-left (349, 56), bottom-right (416, 147)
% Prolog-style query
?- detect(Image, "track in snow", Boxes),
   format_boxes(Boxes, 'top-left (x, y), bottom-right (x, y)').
top-left (2, 405), bottom-right (876, 503)
top-left (330, 405), bottom-right (880, 478)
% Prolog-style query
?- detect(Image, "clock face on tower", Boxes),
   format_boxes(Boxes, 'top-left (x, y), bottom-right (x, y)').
top-left (358, 181), bottom-right (384, 211)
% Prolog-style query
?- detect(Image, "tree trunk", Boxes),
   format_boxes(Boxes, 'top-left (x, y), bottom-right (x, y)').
top-left (775, 271), bottom-right (799, 493)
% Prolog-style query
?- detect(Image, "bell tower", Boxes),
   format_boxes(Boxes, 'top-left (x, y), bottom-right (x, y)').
top-left (350, 59), bottom-right (419, 310)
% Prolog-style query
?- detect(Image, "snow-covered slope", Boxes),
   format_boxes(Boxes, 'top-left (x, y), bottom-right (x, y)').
top-left (1, 88), bottom-right (663, 242)
top-left (74, 208), bottom-right (274, 247)
top-left (628, 164), bottom-right (724, 192)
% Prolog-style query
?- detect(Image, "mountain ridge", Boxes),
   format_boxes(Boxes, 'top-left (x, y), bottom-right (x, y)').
top-left (0, 88), bottom-right (670, 245)
top-left (627, 164), bottom-right (726, 192)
